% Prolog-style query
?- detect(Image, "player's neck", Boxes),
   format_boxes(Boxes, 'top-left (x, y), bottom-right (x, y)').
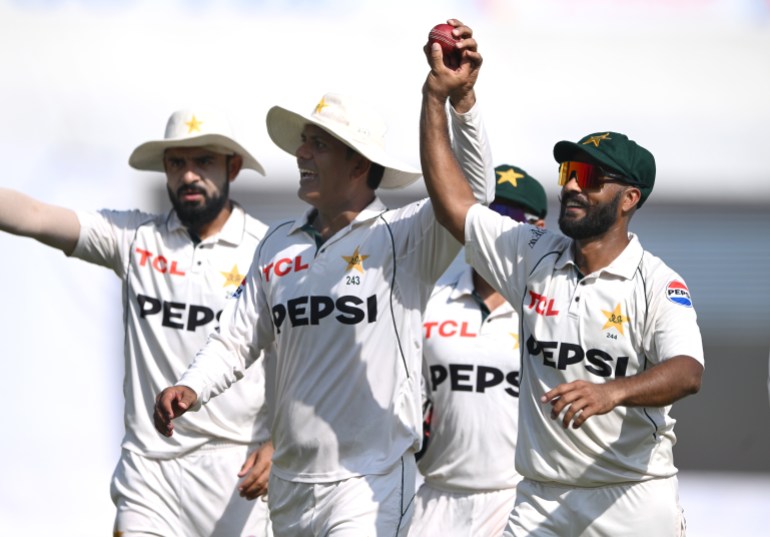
top-left (310, 193), bottom-right (375, 241)
top-left (573, 227), bottom-right (630, 276)
top-left (187, 201), bottom-right (233, 241)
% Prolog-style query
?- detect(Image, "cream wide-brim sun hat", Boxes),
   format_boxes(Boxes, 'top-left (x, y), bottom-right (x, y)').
top-left (265, 93), bottom-right (421, 189)
top-left (128, 108), bottom-right (266, 175)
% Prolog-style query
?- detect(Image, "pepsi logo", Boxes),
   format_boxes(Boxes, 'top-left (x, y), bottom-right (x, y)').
top-left (666, 280), bottom-right (692, 307)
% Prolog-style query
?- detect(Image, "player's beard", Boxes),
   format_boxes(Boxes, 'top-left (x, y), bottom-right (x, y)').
top-left (168, 180), bottom-right (230, 230)
top-left (558, 190), bottom-right (622, 240)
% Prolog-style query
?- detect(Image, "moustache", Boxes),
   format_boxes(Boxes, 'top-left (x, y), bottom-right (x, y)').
top-left (559, 192), bottom-right (588, 209)
top-left (177, 186), bottom-right (207, 197)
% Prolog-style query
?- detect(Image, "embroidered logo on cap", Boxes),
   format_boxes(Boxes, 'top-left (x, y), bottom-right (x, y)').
top-left (185, 115), bottom-right (203, 133)
top-left (582, 133), bottom-right (611, 147)
top-left (496, 167), bottom-right (524, 187)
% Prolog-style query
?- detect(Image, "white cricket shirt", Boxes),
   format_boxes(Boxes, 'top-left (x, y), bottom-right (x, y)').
top-left (419, 264), bottom-right (522, 492)
top-left (178, 104), bottom-right (495, 483)
top-left (71, 203), bottom-right (271, 459)
top-left (464, 204), bottom-right (705, 487)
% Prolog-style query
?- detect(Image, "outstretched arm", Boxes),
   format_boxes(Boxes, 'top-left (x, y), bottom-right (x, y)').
top-left (420, 28), bottom-right (480, 244)
top-left (0, 188), bottom-right (80, 254)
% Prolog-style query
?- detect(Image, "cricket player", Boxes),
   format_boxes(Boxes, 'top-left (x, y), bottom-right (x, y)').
top-left (408, 166), bottom-right (547, 537)
top-left (155, 19), bottom-right (494, 536)
top-left (419, 41), bottom-right (704, 537)
top-left (0, 109), bottom-right (274, 536)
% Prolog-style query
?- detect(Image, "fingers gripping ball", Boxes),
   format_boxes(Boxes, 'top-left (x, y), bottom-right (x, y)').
top-left (428, 23), bottom-right (461, 68)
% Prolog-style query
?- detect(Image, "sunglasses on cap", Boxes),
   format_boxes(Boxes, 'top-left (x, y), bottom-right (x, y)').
top-left (558, 161), bottom-right (631, 190)
top-left (489, 201), bottom-right (540, 224)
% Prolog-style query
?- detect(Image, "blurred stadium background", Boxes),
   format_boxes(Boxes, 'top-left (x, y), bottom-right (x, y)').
top-left (0, 1), bottom-right (768, 535)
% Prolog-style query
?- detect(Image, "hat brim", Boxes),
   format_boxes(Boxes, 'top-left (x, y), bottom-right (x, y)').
top-left (266, 105), bottom-right (422, 190)
top-left (129, 134), bottom-right (266, 176)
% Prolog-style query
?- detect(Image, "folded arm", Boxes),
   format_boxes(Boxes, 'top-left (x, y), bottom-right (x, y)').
top-left (543, 355), bottom-right (704, 429)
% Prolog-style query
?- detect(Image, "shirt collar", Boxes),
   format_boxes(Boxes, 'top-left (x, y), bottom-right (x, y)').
top-left (449, 264), bottom-right (515, 316)
top-left (555, 232), bottom-right (644, 280)
top-left (448, 265), bottom-right (476, 301)
top-left (602, 233), bottom-right (644, 279)
top-left (287, 196), bottom-right (389, 235)
top-left (168, 202), bottom-right (247, 246)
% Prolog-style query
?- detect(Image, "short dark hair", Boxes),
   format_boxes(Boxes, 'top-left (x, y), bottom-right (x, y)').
top-left (346, 147), bottom-right (384, 190)
top-left (366, 163), bottom-right (385, 190)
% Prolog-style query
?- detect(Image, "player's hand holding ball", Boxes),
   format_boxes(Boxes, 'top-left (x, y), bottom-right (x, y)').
top-left (424, 19), bottom-right (482, 112)
top-left (428, 23), bottom-right (461, 69)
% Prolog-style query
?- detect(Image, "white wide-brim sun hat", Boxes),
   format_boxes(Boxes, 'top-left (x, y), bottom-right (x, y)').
top-left (129, 109), bottom-right (265, 175)
top-left (265, 93), bottom-right (421, 189)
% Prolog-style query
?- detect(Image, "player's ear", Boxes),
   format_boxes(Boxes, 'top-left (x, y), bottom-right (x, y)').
top-left (350, 154), bottom-right (372, 183)
top-left (621, 186), bottom-right (641, 213)
top-left (228, 155), bottom-right (244, 182)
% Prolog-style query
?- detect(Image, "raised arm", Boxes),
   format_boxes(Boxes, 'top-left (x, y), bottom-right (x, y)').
top-left (441, 19), bottom-right (494, 207)
top-left (444, 19), bottom-right (481, 116)
top-left (0, 188), bottom-right (80, 254)
top-left (420, 24), bottom-right (481, 244)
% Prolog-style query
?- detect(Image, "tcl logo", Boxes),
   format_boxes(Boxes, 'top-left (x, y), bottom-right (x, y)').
top-left (527, 291), bottom-right (559, 316)
top-left (424, 320), bottom-right (477, 338)
top-left (135, 248), bottom-right (185, 276)
top-left (262, 256), bottom-right (309, 282)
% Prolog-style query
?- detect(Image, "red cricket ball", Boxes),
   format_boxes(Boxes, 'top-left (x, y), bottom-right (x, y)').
top-left (428, 23), bottom-right (461, 68)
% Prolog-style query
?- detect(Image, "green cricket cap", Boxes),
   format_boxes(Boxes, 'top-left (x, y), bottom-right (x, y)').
top-left (494, 164), bottom-right (548, 218)
top-left (553, 131), bottom-right (656, 208)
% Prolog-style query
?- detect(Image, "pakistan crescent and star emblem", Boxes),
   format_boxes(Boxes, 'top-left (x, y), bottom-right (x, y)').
top-left (601, 303), bottom-right (629, 335)
top-left (342, 246), bottom-right (369, 273)
top-left (496, 168), bottom-right (524, 188)
top-left (315, 97), bottom-right (329, 115)
top-left (185, 115), bottom-right (203, 133)
top-left (221, 264), bottom-right (245, 287)
top-left (582, 133), bottom-right (611, 147)
top-left (510, 332), bottom-right (520, 350)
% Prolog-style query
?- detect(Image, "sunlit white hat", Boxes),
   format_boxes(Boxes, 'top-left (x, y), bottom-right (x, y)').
top-left (265, 93), bottom-right (421, 189)
top-left (129, 109), bottom-right (265, 175)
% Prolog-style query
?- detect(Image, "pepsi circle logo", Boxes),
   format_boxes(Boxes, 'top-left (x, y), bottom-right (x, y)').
top-left (666, 280), bottom-right (692, 307)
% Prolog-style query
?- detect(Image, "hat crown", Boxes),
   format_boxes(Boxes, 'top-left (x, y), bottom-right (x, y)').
top-left (578, 132), bottom-right (639, 168)
top-left (128, 108), bottom-right (265, 175)
top-left (553, 131), bottom-right (655, 207)
top-left (164, 109), bottom-right (234, 142)
top-left (265, 91), bottom-right (421, 189)
top-left (571, 132), bottom-right (655, 180)
top-left (310, 93), bottom-right (387, 151)
top-left (493, 164), bottom-right (548, 217)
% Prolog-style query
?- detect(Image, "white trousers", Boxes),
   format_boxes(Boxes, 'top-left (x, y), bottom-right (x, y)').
top-left (268, 456), bottom-right (417, 537)
top-left (505, 475), bottom-right (686, 537)
top-left (407, 482), bottom-right (517, 537)
top-left (111, 444), bottom-right (272, 537)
